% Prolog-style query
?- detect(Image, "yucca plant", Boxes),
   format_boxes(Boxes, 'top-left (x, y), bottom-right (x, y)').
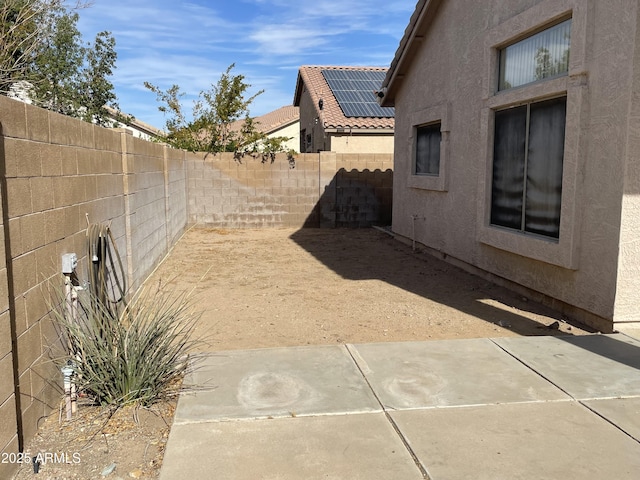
top-left (50, 281), bottom-right (206, 407)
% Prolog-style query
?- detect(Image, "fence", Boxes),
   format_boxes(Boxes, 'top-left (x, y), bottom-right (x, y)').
top-left (186, 151), bottom-right (392, 228)
top-left (0, 95), bottom-right (393, 477)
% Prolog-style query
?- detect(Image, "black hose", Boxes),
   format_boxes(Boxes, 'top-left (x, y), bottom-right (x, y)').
top-left (86, 223), bottom-right (127, 315)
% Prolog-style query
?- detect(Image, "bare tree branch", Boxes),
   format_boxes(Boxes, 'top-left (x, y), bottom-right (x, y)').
top-left (0, 0), bottom-right (93, 93)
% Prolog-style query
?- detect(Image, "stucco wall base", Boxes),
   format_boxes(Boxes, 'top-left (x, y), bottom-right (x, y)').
top-left (613, 324), bottom-right (640, 340)
top-left (392, 231), bottom-right (614, 334)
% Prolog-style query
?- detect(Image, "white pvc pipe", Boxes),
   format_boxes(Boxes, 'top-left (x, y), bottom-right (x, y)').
top-left (63, 275), bottom-right (78, 417)
top-left (61, 365), bottom-right (73, 420)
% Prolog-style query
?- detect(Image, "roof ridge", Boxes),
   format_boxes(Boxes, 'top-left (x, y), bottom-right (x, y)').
top-left (299, 65), bottom-right (390, 72)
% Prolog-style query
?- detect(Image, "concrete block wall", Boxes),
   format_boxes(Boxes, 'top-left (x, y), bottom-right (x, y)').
top-left (0, 95), bottom-right (392, 477)
top-left (0, 98), bottom-right (128, 478)
top-left (186, 152), bottom-right (394, 228)
top-left (328, 154), bottom-right (393, 228)
top-left (123, 136), bottom-right (187, 291)
top-left (165, 147), bottom-right (188, 247)
top-left (186, 152), bottom-right (317, 227)
top-left (0, 168), bottom-right (18, 480)
top-left (0, 96), bottom-right (188, 477)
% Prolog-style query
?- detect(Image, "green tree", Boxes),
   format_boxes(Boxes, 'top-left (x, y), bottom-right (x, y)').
top-left (145, 64), bottom-right (294, 161)
top-left (535, 45), bottom-right (570, 82)
top-left (29, 10), bottom-right (85, 115)
top-left (535, 47), bottom-right (554, 80)
top-left (78, 30), bottom-right (118, 125)
top-left (0, 0), bottom-right (51, 93)
top-left (1, 1), bottom-right (120, 125)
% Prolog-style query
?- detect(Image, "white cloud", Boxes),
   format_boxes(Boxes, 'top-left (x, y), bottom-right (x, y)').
top-left (75, 0), bottom-right (416, 126)
top-left (249, 25), bottom-right (337, 56)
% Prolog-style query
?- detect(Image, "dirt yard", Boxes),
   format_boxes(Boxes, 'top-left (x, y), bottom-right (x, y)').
top-left (152, 227), bottom-right (589, 350)
top-left (13, 227), bottom-right (592, 480)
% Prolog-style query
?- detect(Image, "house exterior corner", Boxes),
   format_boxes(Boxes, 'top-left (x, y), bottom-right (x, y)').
top-left (384, 0), bottom-right (640, 332)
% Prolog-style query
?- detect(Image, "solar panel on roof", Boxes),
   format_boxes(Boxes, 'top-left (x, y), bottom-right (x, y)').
top-left (321, 69), bottom-right (395, 118)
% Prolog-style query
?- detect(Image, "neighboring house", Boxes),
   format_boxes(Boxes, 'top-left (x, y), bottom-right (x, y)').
top-left (4, 85), bottom-right (164, 141)
top-left (104, 106), bottom-right (165, 141)
top-left (379, 0), bottom-right (640, 333)
top-left (230, 105), bottom-right (300, 152)
top-left (294, 66), bottom-right (395, 154)
top-left (6, 80), bottom-right (33, 103)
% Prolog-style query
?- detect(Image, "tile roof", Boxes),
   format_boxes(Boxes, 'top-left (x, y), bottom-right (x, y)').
top-left (253, 105), bottom-right (299, 135)
top-left (294, 66), bottom-right (394, 131)
top-left (104, 106), bottom-right (165, 136)
top-left (229, 105), bottom-right (299, 135)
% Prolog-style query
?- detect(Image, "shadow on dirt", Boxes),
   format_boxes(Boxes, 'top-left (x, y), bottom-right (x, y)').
top-left (304, 168), bottom-right (393, 228)
top-left (289, 228), bottom-right (595, 338)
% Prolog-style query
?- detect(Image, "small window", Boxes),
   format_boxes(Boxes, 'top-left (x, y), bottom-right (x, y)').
top-left (499, 19), bottom-right (571, 91)
top-left (300, 129), bottom-right (306, 152)
top-left (305, 133), bottom-right (312, 152)
top-left (415, 123), bottom-right (441, 175)
top-left (491, 97), bottom-right (567, 239)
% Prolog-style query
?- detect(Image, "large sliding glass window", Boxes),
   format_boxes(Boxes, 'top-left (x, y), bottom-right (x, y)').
top-left (491, 97), bottom-right (566, 239)
top-left (499, 19), bottom-right (571, 91)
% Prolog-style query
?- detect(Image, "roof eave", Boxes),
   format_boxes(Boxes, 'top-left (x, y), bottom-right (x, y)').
top-left (293, 71), bottom-right (309, 107)
top-left (264, 119), bottom-right (300, 135)
top-left (379, 0), bottom-right (442, 107)
top-left (324, 127), bottom-right (394, 134)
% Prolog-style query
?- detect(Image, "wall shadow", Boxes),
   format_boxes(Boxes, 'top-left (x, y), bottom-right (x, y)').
top-left (289, 228), bottom-right (596, 338)
top-left (556, 334), bottom-right (640, 371)
top-left (304, 168), bottom-right (393, 228)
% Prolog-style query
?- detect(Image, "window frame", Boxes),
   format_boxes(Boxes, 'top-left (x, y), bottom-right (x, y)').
top-left (476, 0), bottom-right (591, 270)
top-left (490, 95), bottom-right (567, 239)
top-left (498, 18), bottom-right (572, 92)
top-left (408, 102), bottom-right (450, 192)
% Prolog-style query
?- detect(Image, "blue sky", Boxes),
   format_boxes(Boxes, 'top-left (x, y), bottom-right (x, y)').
top-left (76, 0), bottom-right (416, 129)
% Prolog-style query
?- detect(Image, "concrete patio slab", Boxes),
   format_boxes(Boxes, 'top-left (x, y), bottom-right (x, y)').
top-left (347, 339), bottom-right (569, 409)
top-left (161, 335), bottom-right (640, 479)
top-left (175, 345), bottom-right (381, 423)
top-left (160, 413), bottom-right (425, 480)
top-left (492, 334), bottom-right (640, 399)
top-left (390, 401), bottom-right (640, 480)
top-left (583, 397), bottom-right (640, 442)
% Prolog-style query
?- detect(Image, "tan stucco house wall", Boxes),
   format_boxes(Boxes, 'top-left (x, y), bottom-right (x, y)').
top-left (381, 0), bottom-right (640, 332)
top-left (327, 132), bottom-right (395, 154)
top-left (253, 105), bottom-right (300, 153)
top-left (268, 120), bottom-right (299, 152)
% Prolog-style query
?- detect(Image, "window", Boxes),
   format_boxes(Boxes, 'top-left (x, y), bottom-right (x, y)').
top-left (306, 133), bottom-right (312, 152)
top-left (300, 129), bottom-right (313, 153)
top-left (499, 19), bottom-right (571, 91)
top-left (479, 4), bottom-right (587, 268)
top-left (415, 123), bottom-right (441, 175)
top-left (491, 97), bottom-right (566, 239)
top-left (300, 129), bottom-right (306, 152)
top-left (408, 104), bottom-right (449, 191)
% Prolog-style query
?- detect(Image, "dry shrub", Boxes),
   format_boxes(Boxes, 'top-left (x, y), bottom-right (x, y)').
top-left (50, 282), bottom-right (206, 407)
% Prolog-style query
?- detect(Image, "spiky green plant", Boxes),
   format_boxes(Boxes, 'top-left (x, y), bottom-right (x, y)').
top-left (50, 282), bottom-right (206, 407)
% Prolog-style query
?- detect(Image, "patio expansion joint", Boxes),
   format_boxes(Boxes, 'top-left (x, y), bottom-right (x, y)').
top-left (577, 399), bottom-right (640, 446)
top-left (489, 338), bottom-right (640, 446)
top-left (488, 338), bottom-right (577, 400)
top-left (344, 344), bottom-right (431, 480)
